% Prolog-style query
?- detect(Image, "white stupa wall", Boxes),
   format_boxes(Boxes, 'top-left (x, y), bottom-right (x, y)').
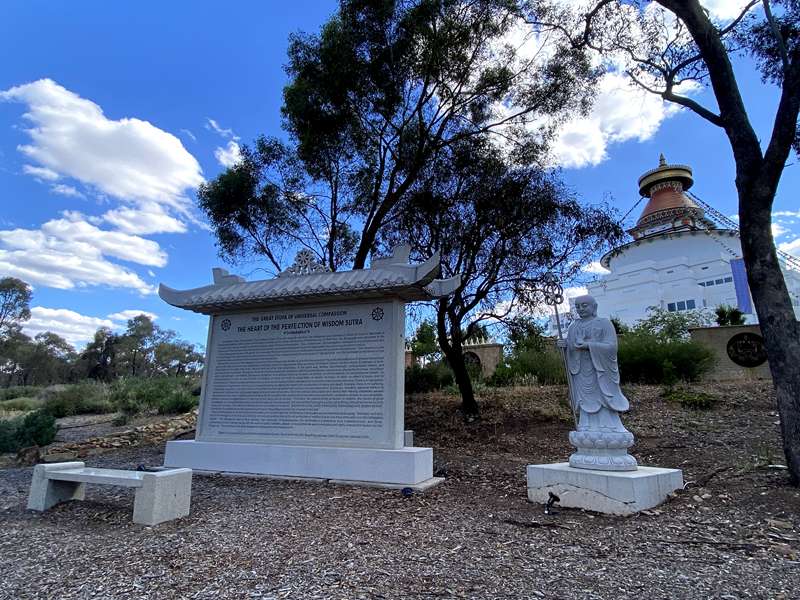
top-left (587, 230), bottom-right (800, 325)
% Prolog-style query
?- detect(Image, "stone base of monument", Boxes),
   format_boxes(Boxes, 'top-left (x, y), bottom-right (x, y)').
top-left (526, 463), bottom-right (683, 516)
top-left (164, 440), bottom-right (439, 489)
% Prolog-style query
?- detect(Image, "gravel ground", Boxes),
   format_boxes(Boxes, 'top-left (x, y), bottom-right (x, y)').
top-left (1, 382), bottom-right (799, 599)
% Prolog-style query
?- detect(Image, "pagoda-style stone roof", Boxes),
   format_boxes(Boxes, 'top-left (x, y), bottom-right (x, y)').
top-left (159, 245), bottom-right (461, 315)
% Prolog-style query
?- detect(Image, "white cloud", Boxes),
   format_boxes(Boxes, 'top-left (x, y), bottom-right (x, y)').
top-left (0, 212), bottom-right (161, 294)
top-left (23, 164), bottom-right (59, 181)
top-left (552, 73), bottom-right (695, 168)
top-left (206, 118), bottom-right (238, 139)
top-left (51, 183), bottom-right (84, 198)
top-left (108, 309), bottom-right (158, 322)
top-left (779, 238), bottom-right (800, 257)
top-left (23, 306), bottom-right (115, 348)
top-left (772, 222), bottom-right (790, 238)
top-left (22, 306), bottom-right (160, 348)
top-left (0, 79), bottom-right (208, 294)
top-left (102, 202), bottom-right (187, 235)
top-left (701, 0), bottom-right (756, 21)
top-left (1, 78), bottom-right (203, 224)
top-left (180, 128), bottom-right (197, 142)
top-left (214, 140), bottom-right (242, 168)
top-left (582, 261), bottom-right (610, 275)
top-left (536, 2), bottom-right (736, 169)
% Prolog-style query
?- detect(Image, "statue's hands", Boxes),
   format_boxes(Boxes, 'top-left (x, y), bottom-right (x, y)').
top-left (556, 339), bottom-right (567, 349)
top-left (574, 341), bottom-right (588, 350)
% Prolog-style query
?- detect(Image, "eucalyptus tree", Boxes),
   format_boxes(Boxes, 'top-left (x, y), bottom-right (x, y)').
top-left (199, 0), bottom-right (598, 272)
top-left (390, 137), bottom-right (622, 417)
top-left (0, 277), bottom-right (32, 336)
top-left (528, 0), bottom-right (800, 482)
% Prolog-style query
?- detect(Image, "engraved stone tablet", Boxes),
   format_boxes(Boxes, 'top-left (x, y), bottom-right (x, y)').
top-left (198, 301), bottom-right (403, 449)
top-left (158, 245), bottom-right (461, 485)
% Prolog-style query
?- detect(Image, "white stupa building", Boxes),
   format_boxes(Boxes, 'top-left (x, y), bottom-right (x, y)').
top-left (586, 156), bottom-right (800, 325)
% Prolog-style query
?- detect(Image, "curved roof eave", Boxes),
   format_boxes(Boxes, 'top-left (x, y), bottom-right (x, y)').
top-left (159, 245), bottom-right (461, 315)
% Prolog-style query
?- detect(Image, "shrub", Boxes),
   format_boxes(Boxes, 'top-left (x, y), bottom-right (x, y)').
top-left (515, 348), bottom-right (567, 385)
top-left (40, 382), bottom-right (113, 418)
top-left (0, 410), bottom-right (58, 452)
top-left (618, 334), bottom-right (714, 384)
top-left (632, 307), bottom-right (714, 342)
top-left (0, 419), bottom-right (18, 452)
top-left (405, 362), bottom-right (454, 394)
top-left (109, 377), bottom-right (199, 415)
top-left (715, 304), bottom-right (746, 326)
top-left (155, 387), bottom-right (197, 414)
top-left (0, 386), bottom-right (41, 402)
top-left (489, 348), bottom-right (567, 387)
top-left (16, 411), bottom-right (58, 447)
top-left (487, 362), bottom-right (516, 386)
top-left (0, 396), bottom-right (43, 412)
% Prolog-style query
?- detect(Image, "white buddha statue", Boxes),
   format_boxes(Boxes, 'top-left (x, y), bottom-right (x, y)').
top-left (557, 295), bottom-right (637, 471)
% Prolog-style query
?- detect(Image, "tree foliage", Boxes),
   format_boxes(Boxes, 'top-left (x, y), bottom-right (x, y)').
top-left (390, 136), bottom-right (622, 416)
top-left (0, 295), bottom-right (202, 387)
top-left (715, 304), bottom-right (747, 326)
top-left (632, 306), bottom-right (713, 343)
top-left (0, 277), bottom-right (32, 335)
top-left (199, 0), bottom-right (599, 274)
top-left (410, 320), bottom-right (438, 359)
top-left (197, 137), bottom-right (359, 272)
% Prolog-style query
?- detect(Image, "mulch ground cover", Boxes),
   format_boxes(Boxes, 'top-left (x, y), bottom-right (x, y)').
top-left (1, 381), bottom-right (798, 599)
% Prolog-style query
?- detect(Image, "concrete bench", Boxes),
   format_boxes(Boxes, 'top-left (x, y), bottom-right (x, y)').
top-left (27, 462), bottom-right (192, 526)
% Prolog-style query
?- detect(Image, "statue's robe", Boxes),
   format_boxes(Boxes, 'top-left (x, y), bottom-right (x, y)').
top-left (565, 316), bottom-right (629, 414)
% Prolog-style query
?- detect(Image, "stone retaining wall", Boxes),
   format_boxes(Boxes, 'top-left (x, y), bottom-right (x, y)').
top-left (689, 325), bottom-right (772, 381)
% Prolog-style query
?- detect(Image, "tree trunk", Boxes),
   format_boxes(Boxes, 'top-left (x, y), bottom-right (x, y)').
top-left (738, 181), bottom-right (800, 484)
top-left (436, 300), bottom-right (480, 420)
top-left (654, 0), bottom-right (800, 484)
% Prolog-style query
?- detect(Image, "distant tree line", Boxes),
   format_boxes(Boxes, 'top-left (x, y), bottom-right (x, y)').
top-left (0, 277), bottom-right (203, 388)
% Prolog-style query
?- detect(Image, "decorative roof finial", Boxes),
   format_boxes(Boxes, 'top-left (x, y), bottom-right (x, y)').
top-left (659, 153), bottom-right (667, 166)
top-left (278, 249), bottom-right (331, 277)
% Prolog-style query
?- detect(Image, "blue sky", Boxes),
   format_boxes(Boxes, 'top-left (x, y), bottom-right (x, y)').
top-left (0, 1), bottom-right (797, 350)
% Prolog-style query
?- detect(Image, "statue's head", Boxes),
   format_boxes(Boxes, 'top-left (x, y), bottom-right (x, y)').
top-left (574, 295), bottom-right (598, 320)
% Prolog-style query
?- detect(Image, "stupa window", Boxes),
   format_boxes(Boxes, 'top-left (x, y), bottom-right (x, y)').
top-left (667, 299), bottom-right (696, 312)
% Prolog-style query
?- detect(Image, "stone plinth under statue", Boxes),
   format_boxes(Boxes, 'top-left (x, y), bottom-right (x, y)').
top-left (527, 295), bottom-right (682, 515)
top-left (159, 246), bottom-right (459, 488)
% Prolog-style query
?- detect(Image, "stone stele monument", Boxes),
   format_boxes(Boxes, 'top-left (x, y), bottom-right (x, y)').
top-left (526, 294), bottom-right (683, 515)
top-left (159, 245), bottom-right (459, 489)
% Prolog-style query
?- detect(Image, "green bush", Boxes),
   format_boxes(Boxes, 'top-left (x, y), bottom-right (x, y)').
top-left (0, 410), bottom-right (58, 452)
top-left (155, 387), bottom-right (197, 414)
top-left (0, 396), bottom-right (43, 412)
top-left (618, 334), bottom-right (714, 384)
top-left (16, 411), bottom-right (58, 447)
top-left (0, 419), bottom-right (18, 452)
top-left (40, 382), bottom-right (113, 418)
top-left (0, 386), bottom-right (41, 402)
top-left (109, 377), bottom-right (199, 415)
top-left (489, 348), bottom-right (567, 386)
top-left (487, 362), bottom-right (516, 386)
top-left (405, 362), bottom-right (454, 394)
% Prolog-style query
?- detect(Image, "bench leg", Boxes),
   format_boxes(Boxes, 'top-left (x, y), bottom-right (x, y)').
top-left (27, 462), bottom-right (86, 512)
top-left (132, 469), bottom-right (192, 526)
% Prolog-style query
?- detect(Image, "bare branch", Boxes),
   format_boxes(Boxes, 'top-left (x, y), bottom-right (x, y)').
top-left (762, 0), bottom-right (790, 71)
